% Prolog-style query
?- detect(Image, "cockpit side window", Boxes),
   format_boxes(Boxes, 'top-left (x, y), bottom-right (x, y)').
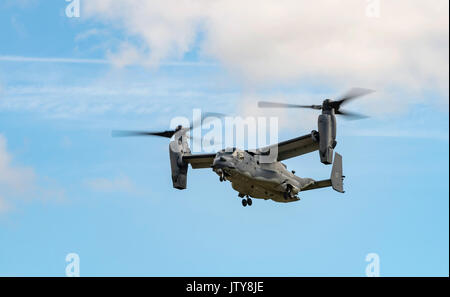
top-left (221, 147), bottom-right (236, 155)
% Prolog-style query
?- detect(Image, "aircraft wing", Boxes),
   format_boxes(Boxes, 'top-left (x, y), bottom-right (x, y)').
top-left (252, 132), bottom-right (319, 161)
top-left (182, 153), bottom-right (216, 169)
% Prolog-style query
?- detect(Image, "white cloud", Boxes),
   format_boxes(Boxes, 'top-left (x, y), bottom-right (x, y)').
top-left (83, 0), bottom-right (449, 106)
top-left (3, 1), bottom-right (446, 119)
top-left (84, 0), bottom-right (204, 67)
top-left (0, 135), bottom-right (65, 214)
top-left (0, 135), bottom-right (35, 192)
top-left (74, 28), bottom-right (106, 42)
top-left (0, 134), bottom-right (36, 212)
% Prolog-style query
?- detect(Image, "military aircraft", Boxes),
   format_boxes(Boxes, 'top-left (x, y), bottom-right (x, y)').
top-left (113, 88), bottom-right (374, 207)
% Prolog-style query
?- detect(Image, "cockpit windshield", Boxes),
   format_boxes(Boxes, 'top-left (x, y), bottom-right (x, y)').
top-left (219, 147), bottom-right (236, 154)
top-left (217, 148), bottom-right (244, 160)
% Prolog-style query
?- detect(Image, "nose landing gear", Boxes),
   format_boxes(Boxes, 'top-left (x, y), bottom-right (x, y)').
top-left (241, 195), bottom-right (252, 207)
top-left (283, 185), bottom-right (293, 200)
top-left (217, 169), bottom-right (226, 182)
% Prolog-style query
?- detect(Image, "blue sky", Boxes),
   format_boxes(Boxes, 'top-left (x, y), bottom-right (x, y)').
top-left (0, 1), bottom-right (448, 276)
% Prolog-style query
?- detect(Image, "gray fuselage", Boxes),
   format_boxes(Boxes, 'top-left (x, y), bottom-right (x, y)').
top-left (212, 148), bottom-right (315, 203)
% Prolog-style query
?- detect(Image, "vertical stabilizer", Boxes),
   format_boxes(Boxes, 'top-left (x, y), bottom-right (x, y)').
top-left (331, 152), bottom-right (344, 193)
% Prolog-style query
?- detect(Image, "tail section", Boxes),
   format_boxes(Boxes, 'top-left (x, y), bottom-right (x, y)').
top-left (331, 152), bottom-right (344, 193)
top-left (300, 152), bottom-right (345, 193)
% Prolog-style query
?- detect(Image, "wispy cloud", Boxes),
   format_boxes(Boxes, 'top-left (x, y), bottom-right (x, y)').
top-left (0, 55), bottom-right (216, 67)
top-left (84, 176), bottom-right (136, 194)
top-left (0, 83), bottom-right (234, 119)
top-left (346, 128), bottom-right (450, 141)
top-left (0, 134), bottom-right (66, 214)
top-left (0, 135), bottom-right (35, 193)
top-left (0, 134), bottom-right (36, 213)
top-left (0, 55), bottom-right (108, 64)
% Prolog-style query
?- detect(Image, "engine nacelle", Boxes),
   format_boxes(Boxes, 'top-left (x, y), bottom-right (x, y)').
top-left (169, 138), bottom-right (189, 190)
top-left (318, 113), bottom-right (336, 164)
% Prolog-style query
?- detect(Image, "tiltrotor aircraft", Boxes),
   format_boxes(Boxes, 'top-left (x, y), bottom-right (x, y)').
top-left (113, 88), bottom-right (374, 207)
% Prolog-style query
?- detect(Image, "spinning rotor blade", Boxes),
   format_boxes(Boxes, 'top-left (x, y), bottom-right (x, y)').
top-left (111, 112), bottom-right (227, 140)
top-left (258, 101), bottom-right (322, 110)
top-left (111, 130), bottom-right (176, 138)
top-left (335, 109), bottom-right (369, 120)
top-left (330, 88), bottom-right (374, 119)
top-left (258, 87), bottom-right (375, 120)
top-left (334, 88), bottom-right (375, 107)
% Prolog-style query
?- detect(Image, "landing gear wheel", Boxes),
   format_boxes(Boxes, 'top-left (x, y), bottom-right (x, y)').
top-left (219, 176), bottom-right (224, 182)
top-left (242, 199), bottom-right (248, 207)
top-left (247, 197), bottom-right (252, 206)
top-left (284, 186), bottom-right (292, 200)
